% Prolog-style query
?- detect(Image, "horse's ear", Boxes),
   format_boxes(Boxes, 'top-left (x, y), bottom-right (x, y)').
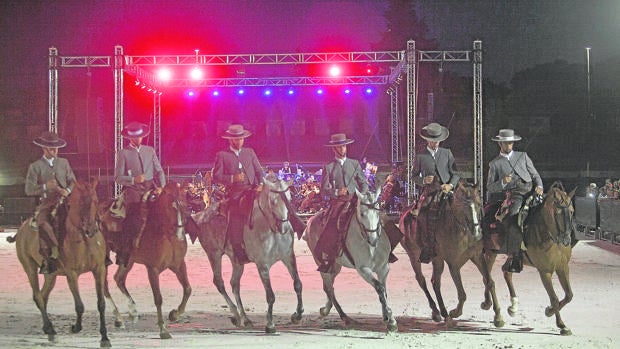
top-left (568, 187), bottom-right (577, 200)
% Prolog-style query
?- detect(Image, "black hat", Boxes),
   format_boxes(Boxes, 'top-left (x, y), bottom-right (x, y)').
top-left (121, 122), bottom-right (151, 138)
top-left (33, 131), bottom-right (67, 148)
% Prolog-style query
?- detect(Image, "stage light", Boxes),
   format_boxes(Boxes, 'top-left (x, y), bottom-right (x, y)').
top-left (187, 90), bottom-right (196, 97)
top-left (329, 65), bottom-right (341, 77)
top-left (190, 67), bottom-right (203, 80)
top-left (212, 90), bottom-right (220, 96)
top-left (238, 88), bottom-right (245, 95)
top-left (317, 88), bottom-right (324, 95)
top-left (344, 88), bottom-right (351, 95)
top-left (365, 87), bottom-right (373, 94)
top-left (157, 68), bottom-right (172, 81)
top-left (264, 89), bottom-right (272, 96)
top-left (152, 89), bottom-right (158, 94)
top-left (141, 83), bottom-right (147, 89)
top-left (287, 88), bottom-right (294, 95)
top-left (134, 79), bottom-right (140, 86)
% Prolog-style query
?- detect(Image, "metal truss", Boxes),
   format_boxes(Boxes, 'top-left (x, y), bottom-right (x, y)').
top-left (48, 43), bottom-right (483, 200)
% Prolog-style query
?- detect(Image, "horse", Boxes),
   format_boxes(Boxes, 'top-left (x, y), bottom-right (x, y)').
top-left (399, 181), bottom-right (504, 327)
top-left (484, 181), bottom-right (577, 335)
top-left (100, 181), bottom-right (192, 339)
top-left (10, 179), bottom-right (111, 347)
top-left (304, 187), bottom-right (398, 332)
top-left (189, 178), bottom-right (303, 333)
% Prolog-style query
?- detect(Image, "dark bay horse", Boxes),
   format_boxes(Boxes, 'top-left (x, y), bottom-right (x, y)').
top-left (399, 181), bottom-right (504, 327)
top-left (189, 178), bottom-right (303, 333)
top-left (304, 187), bottom-right (398, 332)
top-left (10, 179), bottom-right (111, 347)
top-left (485, 182), bottom-right (577, 335)
top-left (100, 181), bottom-right (192, 339)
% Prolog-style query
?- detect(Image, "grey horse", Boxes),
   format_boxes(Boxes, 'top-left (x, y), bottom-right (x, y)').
top-left (304, 187), bottom-right (398, 332)
top-left (189, 178), bottom-right (303, 333)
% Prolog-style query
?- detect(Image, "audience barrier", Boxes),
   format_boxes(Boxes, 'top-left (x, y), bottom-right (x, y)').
top-left (574, 196), bottom-right (620, 244)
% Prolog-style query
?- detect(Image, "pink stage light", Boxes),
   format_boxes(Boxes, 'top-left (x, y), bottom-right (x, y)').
top-left (190, 67), bottom-right (204, 80)
top-left (329, 65), bottom-right (341, 77)
top-left (187, 90), bottom-right (196, 97)
top-left (212, 90), bottom-right (220, 96)
top-left (157, 68), bottom-right (172, 81)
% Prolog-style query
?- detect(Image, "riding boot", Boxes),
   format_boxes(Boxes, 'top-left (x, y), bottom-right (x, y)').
top-left (502, 251), bottom-right (523, 273)
top-left (39, 248), bottom-right (58, 274)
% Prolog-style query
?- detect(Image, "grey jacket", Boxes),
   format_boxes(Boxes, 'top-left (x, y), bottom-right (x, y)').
top-left (115, 144), bottom-right (166, 188)
top-left (487, 151), bottom-right (543, 201)
top-left (411, 147), bottom-right (460, 188)
top-left (320, 158), bottom-right (368, 200)
top-left (25, 157), bottom-right (76, 198)
top-left (212, 147), bottom-right (264, 187)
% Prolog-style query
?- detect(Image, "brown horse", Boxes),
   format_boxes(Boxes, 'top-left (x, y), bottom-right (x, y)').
top-left (485, 182), bottom-right (577, 335)
top-left (189, 178), bottom-right (303, 333)
top-left (99, 181), bottom-right (191, 339)
top-left (10, 179), bottom-right (111, 347)
top-left (399, 181), bottom-right (504, 327)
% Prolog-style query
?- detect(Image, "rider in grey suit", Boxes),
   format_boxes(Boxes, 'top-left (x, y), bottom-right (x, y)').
top-left (487, 129), bottom-right (544, 273)
top-left (410, 123), bottom-right (460, 263)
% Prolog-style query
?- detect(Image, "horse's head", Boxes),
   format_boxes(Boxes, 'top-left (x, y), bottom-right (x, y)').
top-left (542, 182), bottom-right (576, 245)
top-left (67, 178), bottom-right (100, 238)
top-left (260, 179), bottom-right (292, 234)
top-left (354, 187), bottom-right (382, 247)
top-left (453, 181), bottom-right (483, 240)
top-left (153, 181), bottom-right (186, 240)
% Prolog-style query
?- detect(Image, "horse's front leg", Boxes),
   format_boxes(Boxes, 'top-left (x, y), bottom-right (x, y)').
top-left (503, 269), bottom-right (519, 317)
top-left (401, 234), bottom-right (442, 321)
top-left (168, 260), bottom-right (192, 322)
top-left (206, 251), bottom-right (242, 326)
top-left (281, 251), bottom-right (304, 324)
top-left (29, 268), bottom-right (57, 341)
top-left (320, 266), bottom-right (355, 327)
top-left (114, 262), bottom-right (139, 322)
top-left (471, 254), bottom-right (504, 328)
top-left (93, 265), bottom-right (112, 347)
top-left (430, 259), bottom-right (449, 319)
top-left (65, 271), bottom-right (85, 334)
top-left (146, 267), bottom-right (171, 339)
top-left (538, 270), bottom-right (571, 335)
top-left (446, 262), bottom-right (467, 320)
top-left (375, 263), bottom-right (398, 332)
top-left (553, 264), bottom-right (574, 315)
top-left (230, 262), bottom-right (253, 328)
top-left (103, 275), bottom-right (125, 328)
top-left (257, 264), bottom-right (277, 333)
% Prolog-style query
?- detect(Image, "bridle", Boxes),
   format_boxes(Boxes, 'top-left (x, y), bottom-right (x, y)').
top-left (355, 194), bottom-right (382, 247)
top-left (549, 189), bottom-right (574, 244)
top-left (257, 185), bottom-right (290, 233)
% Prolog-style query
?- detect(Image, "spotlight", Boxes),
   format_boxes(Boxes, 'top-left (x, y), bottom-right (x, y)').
top-left (365, 87), bottom-right (373, 94)
top-left (238, 88), bottom-right (245, 95)
top-left (317, 88), bottom-right (324, 95)
top-left (329, 65), bottom-right (341, 77)
top-left (344, 88), bottom-right (351, 95)
top-left (141, 83), bottom-right (147, 89)
top-left (264, 89), bottom-right (272, 96)
top-left (187, 90), bottom-right (196, 97)
top-left (212, 90), bottom-right (220, 96)
top-left (190, 67), bottom-right (203, 80)
top-left (157, 68), bottom-right (172, 81)
top-left (134, 79), bottom-right (140, 86)
top-left (287, 88), bottom-right (294, 95)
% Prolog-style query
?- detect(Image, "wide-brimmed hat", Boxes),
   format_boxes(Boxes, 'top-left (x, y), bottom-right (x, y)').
top-left (325, 133), bottom-right (354, 147)
top-left (33, 131), bottom-right (67, 148)
top-left (221, 124), bottom-right (252, 139)
top-left (492, 129), bottom-right (522, 142)
top-left (420, 123), bottom-right (449, 142)
top-left (121, 122), bottom-right (151, 138)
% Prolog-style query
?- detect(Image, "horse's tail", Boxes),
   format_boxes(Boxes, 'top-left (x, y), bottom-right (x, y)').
top-left (6, 235), bottom-right (16, 243)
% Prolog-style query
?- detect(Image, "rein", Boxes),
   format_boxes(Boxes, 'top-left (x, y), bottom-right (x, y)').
top-left (355, 196), bottom-right (382, 246)
top-left (257, 186), bottom-right (290, 233)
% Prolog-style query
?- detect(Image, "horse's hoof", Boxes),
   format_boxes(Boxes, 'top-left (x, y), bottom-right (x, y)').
top-left (480, 301), bottom-right (492, 311)
top-left (243, 318), bottom-right (254, 328)
top-left (560, 327), bottom-right (572, 336)
top-left (71, 324), bottom-right (82, 333)
top-left (386, 319), bottom-right (398, 332)
top-left (160, 331), bottom-right (172, 339)
top-left (444, 317), bottom-right (457, 329)
top-left (431, 311), bottom-right (442, 322)
top-left (291, 312), bottom-right (302, 324)
top-left (47, 334), bottom-right (57, 343)
top-left (265, 324), bottom-right (276, 334)
top-left (449, 309), bottom-right (462, 319)
top-left (494, 318), bottom-right (505, 328)
top-left (114, 319), bottom-right (125, 328)
top-left (507, 306), bottom-right (517, 317)
top-left (545, 306), bottom-right (554, 317)
top-left (169, 309), bottom-right (179, 322)
top-left (100, 339), bottom-right (112, 348)
top-left (319, 306), bottom-right (330, 317)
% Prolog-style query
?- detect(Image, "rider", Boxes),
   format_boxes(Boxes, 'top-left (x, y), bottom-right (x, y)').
top-left (487, 129), bottom-right (543, 273)
top-left (315, 133), bottom-right (368, 273)
top-left (212, 124), bottom-right (265, 264)
top-left (410, 123), bottom-right (459, 263)
top-left (25, 131), bottom-right (76, 274)
top-left (114, 121), bottom-right (165, 266)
